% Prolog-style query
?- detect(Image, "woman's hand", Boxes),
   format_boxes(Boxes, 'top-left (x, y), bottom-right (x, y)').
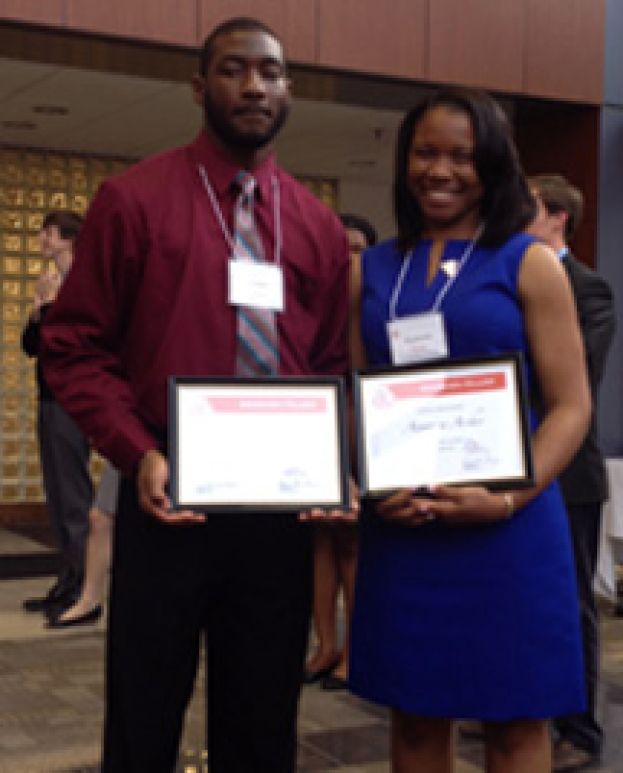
top-left (376, 484), bottom-right (514, 526)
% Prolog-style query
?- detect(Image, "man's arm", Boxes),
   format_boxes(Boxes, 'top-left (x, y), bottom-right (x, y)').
top-left (572, 263), bottom-right (616, 392)
top-left (21, 315), bottom-right (41, 358)
top-left (309, 223), bottom-right (350, 378)
top-left (298, 221), bottom-right (359, 523)
top-left (40, 181), bottom-right (159, 477)
top-left (21, 272), bottom-right (60, 356)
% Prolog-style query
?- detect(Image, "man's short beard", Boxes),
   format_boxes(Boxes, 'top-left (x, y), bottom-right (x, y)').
top-left (204, 94), bottom-right (289, 150)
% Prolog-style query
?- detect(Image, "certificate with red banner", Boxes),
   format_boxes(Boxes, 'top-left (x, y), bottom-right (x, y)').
top-left (354, 353), bottom-right (534, 497)
top-left (168, 377), bottom-right (350, 511)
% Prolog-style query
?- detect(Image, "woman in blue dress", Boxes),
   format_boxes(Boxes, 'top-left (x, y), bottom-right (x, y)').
top-left (349, 88), bottom-right (591, 772)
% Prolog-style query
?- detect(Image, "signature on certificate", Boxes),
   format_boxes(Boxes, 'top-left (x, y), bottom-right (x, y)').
top-left (279, 467), bottom-right (319, 494)
top-left (370, 403), bottom-right (497, 470)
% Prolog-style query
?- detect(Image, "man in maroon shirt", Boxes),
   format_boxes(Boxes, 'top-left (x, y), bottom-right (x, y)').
top-left (41, 17), bottom-right (350, 773)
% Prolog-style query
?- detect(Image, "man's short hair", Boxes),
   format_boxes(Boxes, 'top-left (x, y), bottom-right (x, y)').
top-left (529, 174), bottom-right (584, 241)
top-left (42, 210), bottom-right (83, 240)
top-left (199, 17), bottom-right (282, 76)
top-left (340, 214), bottom-right (378, 248)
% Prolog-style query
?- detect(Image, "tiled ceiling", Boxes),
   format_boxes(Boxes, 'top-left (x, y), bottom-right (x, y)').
top-left (0, 57), bottom-right (403, 183)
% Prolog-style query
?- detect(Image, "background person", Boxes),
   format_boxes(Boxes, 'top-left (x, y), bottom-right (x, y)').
top-left (21, 210), bottom-right (91, 619)
top-left (349, 88), bottom-right (590, 773)
top-left (41, 17), bottom-right (350, 773)
top-left (305, 213), bottom-right (377, 691)
top-left (47, 462), bottom-right (118, 628)
top-left (529, 173), bottom-right (615, 772)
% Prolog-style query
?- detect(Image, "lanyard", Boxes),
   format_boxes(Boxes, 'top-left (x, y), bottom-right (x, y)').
top-left (197, 164), bottom-right (282, 266)
top-left (388, 223), bottom-right (484, 320)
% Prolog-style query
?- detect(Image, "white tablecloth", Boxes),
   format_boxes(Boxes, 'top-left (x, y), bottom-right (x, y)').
top-left (595, 458), bottom-right (623, 600)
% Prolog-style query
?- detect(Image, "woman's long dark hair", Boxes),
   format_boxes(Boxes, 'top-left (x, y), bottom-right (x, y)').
top-left (394, 87), bottom-right (536, 252)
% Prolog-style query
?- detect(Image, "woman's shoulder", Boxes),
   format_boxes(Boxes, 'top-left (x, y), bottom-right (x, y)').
top-left (366, 236), bottom-right (400, 256)
top-left (361, 237), bottom-right (403, 281)
top-left (481, 232), bottom-right (539, 278)
top-left (362, 236), bottom-right (401, 265)
top-left (489, 231), bottom-right (537, 257)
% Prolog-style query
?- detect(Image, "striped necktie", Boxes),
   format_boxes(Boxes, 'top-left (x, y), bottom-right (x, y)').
top-left (233, 171), bottom-right (279, 376)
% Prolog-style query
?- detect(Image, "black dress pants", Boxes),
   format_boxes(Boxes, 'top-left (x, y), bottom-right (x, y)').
top-left (554, 501), bottom-right (603, 755)
top-left (38, 400), bottom-right (91, 582)
top-left (102, 478), bottom-right (313, 772)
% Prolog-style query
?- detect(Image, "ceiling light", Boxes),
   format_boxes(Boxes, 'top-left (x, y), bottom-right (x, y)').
top-left (348, 159), bottom-right (376, 168)
top-left (33, 105), bottom-right (69, 115)
top-left (2, 120), bottom-right (36, 130)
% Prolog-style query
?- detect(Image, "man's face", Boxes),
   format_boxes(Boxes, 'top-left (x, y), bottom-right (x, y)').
top-left (527, 191), bottom-right (565, 249)
top-left (39, 225), bottom-right (73, 273)
top-left (193, 29), bottom-right (291, 152)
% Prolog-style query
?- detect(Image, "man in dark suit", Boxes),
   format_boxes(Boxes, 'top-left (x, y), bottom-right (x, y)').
top-left (529, 174), bottom-right (616, 772)
top-left (21, 211), bottom-right (91, 620)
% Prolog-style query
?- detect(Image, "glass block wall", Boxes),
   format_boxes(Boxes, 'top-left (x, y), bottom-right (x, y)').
top-left (0, 148), bottom-right (131, 504)
top-left (300, 177), bottom-right (338, 210)
top-left (0, 146), bottom-right (338, 505)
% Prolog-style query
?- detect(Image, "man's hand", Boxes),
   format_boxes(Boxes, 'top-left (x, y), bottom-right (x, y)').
top-left (137, 450), bottom-right (206, 525)
top-left (34, 270), bottom-right (61, 308)
top-left (298, 477), bottom-right (360, 524)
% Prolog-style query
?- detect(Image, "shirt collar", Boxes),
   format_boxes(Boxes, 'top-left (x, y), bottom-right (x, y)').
top-left (189, 130), bottom-right (276, 201)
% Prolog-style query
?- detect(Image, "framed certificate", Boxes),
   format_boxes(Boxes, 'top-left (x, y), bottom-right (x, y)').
top-left (168, 377), bottom-right (350, 511)
top-left (354, 353), bottom-right (534, 497)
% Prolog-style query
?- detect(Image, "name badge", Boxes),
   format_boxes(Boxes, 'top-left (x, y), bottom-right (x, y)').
top-left (228, 259), bottom-right (284, 312)
top-left (387, 311), bottom-right (448, 365)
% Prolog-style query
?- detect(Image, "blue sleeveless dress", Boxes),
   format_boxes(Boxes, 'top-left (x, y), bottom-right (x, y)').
top-left (349, 233), bottom-right (585, 719)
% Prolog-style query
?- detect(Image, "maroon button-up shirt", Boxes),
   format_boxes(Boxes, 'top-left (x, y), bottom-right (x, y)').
top-left (41, 132), bottom-right (349, 476)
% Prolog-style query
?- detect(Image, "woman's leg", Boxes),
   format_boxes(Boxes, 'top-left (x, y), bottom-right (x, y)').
top-left (332, 526), bottom-right (358, 680)
top-left (484, 719), bottom-right (551, 773)
top-left (57, 506), bottom-right (113, 620)
top-left (391, 711), bottom-right (454, 773)
top-left (305, 527), bottom-right (340, 676)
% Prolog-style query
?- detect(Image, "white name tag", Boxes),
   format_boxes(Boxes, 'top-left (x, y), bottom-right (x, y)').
top-left (387, 311), bottom-right (448, 365)
top-left (228, 259), bottom-right (284, 312)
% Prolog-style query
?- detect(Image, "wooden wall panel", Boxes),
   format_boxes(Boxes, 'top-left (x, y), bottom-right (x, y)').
top-left (66, 0), bottom-right (198, 47)
top-left (0, 0), bottom-right (64, 25)
top-left (515, 102), bottom-right (600, 267)
top-left (4, 1), bottom-right (608, 106)
top-left (317, 0), bottom-right (427, 79)
top-left (523, 0), bottom-right (604, 103)
top-left (428, 0), bottom-right (524, 93)
top-left (199, 1), bottom-right (316, 64)
top-left (0, 504), bottom-right (47, 527)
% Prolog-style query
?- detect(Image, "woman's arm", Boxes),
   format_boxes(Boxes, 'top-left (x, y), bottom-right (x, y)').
top-left (514, 241), bottom-right (591, 500)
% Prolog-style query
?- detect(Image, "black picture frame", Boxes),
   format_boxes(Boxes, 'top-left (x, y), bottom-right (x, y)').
top-left (168, 376), bottom-right (350, 512)
top-left (353, 352), bottom-right (534, 498)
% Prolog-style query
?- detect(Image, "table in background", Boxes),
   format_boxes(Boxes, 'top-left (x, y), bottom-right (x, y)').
top-left (596, 458), bottom-right (623, 600)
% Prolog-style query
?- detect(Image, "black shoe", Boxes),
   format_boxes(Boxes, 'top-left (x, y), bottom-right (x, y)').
top-left (23, 595), bottom-right (54, 613)
top-left (23, 568), bottom-right (82, 613)
top-left (47, 604), bottom-right (103, 629)
top-left (302, 658), bottom-right (340, 685)
top-left (44, 589), bottom-right (82, 622)
top-left (321, 673), bottom-right (348, 691)
top-left (552, 739), bottom-right (599, 771)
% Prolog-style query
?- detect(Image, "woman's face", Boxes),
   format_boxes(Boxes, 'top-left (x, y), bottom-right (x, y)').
top-left (407, 105), bottom-right (484, 237)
